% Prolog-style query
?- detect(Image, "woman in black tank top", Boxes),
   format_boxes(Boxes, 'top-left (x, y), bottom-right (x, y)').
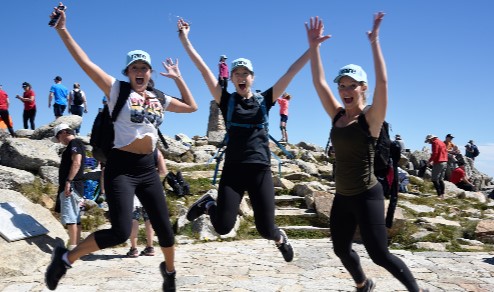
top-left (306, 13), bottom-right (428, 292)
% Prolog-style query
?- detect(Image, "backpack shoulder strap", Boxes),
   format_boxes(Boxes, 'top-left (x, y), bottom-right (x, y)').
top-left (332, 109), bottom-right (345, 125)
top-left (226, 93), bottom-right (236, 130)
top-left (112, 81), bottom-right (131, 122)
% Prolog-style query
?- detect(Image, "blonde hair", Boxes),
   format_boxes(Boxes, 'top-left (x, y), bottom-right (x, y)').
top-left (282, 92), bottom-right (292, 100)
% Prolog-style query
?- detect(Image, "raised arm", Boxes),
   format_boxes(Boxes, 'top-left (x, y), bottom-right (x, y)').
top-left (51, 3), bottom-right (113, 97)
top-left (160, 58), bottom-right (198, 113)
top-left (271, 50), bottom-right (310, 103)
top-left (305, 17), bottom-right (340, 119)
top-left (177, 19), bottom-right (222, 103)
top-left (363, 12), bottom-right (387, 135)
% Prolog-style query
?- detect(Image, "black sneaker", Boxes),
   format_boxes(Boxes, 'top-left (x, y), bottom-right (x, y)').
top-left (276, 229), bottom-right (294, 262)
top-left (186, 194), bottom-right (214, 221)
top-left (160, 262), bottom-right (176, 292)
top-left (45, 246), bottom-right (71, 290)
top-left (356, 278), bottom-right (376, 292)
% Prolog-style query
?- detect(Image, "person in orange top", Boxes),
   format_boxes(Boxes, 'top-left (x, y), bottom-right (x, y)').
top-left (425, 134), bottom-right (448, 199)
top-left (277, 92), bottom-right (291, 143)
top-left (0, 84), bottom-right (16, 137)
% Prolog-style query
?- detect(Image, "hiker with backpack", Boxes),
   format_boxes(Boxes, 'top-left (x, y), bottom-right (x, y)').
top-left (177, 18), bottom-right (310, 263)
top-left (45, 5), bottom-right (198, 292)
top-left (306, 13), bottom-right (428, 292)
top-left (68, 83), bottom-right (87, 134)
top-left (465, 140), bottom-right (480, 161)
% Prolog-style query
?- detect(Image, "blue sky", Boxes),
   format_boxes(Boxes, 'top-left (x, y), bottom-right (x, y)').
top-left (1, 0), bottom-right (493, 177)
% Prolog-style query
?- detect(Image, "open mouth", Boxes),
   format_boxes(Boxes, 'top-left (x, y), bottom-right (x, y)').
top-left (343, 97), bottom-right (353, 104)
top-left (238, 84), bottom-right (246, 91)
top-left (136, 77), bottom-right (144, 85)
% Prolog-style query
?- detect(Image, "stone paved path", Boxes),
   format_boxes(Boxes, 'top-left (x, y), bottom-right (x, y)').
top-left (2, 239), bottom-right (494, 291)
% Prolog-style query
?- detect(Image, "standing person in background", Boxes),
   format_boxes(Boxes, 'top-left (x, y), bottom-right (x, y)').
top-left (45, 5), bottom-right (198, 291)
top-left (0, 84), bottom-right (16, 137)
top-left (465, 140), bottom-right (479, 161)
top-left (178, 17), bottom-right (309, 264)
top-left (394, 134), bottom-right (406, 153)
top-left (15, 82), bottom-right (37, 130)
top-left (425, 134), bottom-right (448, 199)
top-left (277, 92), bottom-right (291, 143)
top-left (52, 123), bottom-right (85, 252)
top-left (49, 76), bottom-right (69, 119)
top-left (68, 83), bottom-right (88, 134)
top-left (306, 13), bottom-right (428, 292)
top-left (218, 55), bottom-right (229, 90)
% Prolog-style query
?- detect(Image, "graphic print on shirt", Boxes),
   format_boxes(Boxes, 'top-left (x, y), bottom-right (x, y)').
top-left (129, 95), bottom-right (163, 127)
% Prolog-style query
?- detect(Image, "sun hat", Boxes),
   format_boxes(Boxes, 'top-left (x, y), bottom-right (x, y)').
top-left (333, 64), bottom-right (367, 83)
top-left (51, 123), bottom-right (71, 142)
top-left (446, 134), bottom-right (454, 139)
top-left (424, 134), bottom-right (437, 143)
top-left (231, 58), bottom-right (254, 74)
top-left (122, 50), bottom-right (152, 75)
top-left (220, 55), bottom-right (228, 59)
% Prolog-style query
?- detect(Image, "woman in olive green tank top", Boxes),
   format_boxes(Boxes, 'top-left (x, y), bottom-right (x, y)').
top-left (305, 13), bottom-right (428, 292)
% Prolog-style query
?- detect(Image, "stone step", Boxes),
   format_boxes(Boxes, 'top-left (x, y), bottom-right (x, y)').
top-left (280, 225), bottom-right (330, 233)
top-left (274, 195), bottom-right (305, 203)
top-left (275, 208), bottom-right (317, 217)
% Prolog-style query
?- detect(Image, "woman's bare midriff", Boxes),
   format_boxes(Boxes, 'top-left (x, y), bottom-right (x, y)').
top-left (118, 135), bottom-right (154, 154)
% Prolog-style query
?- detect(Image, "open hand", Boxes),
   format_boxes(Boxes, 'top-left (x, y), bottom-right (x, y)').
top-left (367, 12), bottom-right (385, 42)
top-left (160, 58), bottom-right (182, 80)
top-left (305, 17), bottom-right (331, 48)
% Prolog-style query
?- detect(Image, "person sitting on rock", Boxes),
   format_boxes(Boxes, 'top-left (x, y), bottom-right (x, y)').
top-left (449, 161), bottom-right (476, 192)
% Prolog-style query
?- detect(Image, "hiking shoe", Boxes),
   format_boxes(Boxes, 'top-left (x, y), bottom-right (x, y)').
top-left (160, 262), bottom-right (176, 292)
top-left (186, 194), bottom-right (214, 221)
top-left (276, 229), bottom-right (294, 262)
top-left (356, 278), bottom-right (376, 292)
top-left (140, 246), bottom-right (155, 256)
top-left (45, 246), bottom-right (70, 290)
top-left (126, 247), bottom-right (139, 258)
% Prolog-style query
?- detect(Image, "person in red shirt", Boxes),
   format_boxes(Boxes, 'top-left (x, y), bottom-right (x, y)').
top-left (425, 134), bottom-right (448, 199)
top-left (218, 55), bottom-right (229, 90)
top-left (0, 84), bottom-right (16, 137)
top-left (277, 92), bottom-right (291, 143)
top-left (450, 162), bottom-right (475, 191)
top-left (15, 82), bottom-right (37, 130)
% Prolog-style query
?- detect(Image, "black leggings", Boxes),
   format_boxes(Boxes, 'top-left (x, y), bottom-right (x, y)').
top-left (93, 149), bottom-right (174, 249)
top-left (209, 163), bottom-right (281, 240)
top-left (23, 108), bottom-right (36, 130)
top-left (330, 183), bottom-right (419, 292)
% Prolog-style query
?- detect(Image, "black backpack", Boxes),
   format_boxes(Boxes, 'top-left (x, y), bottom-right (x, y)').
top-left (89, 81), bottom-right (168, 163)
top-left (73, 90), bottom-right (84, 106)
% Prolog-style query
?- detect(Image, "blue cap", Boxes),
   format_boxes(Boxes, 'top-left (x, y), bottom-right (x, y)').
top-left (231, 58), bottom-right (254, 74)
top-left (333, 64), bottom-right (367, 83)
top-left (122, 50), bottom-right (152, 75)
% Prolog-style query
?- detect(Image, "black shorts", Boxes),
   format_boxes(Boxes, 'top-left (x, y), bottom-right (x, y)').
top-left (280, 114), bottom-right (288, 123)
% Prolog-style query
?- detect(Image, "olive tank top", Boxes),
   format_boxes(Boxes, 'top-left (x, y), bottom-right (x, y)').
top-left (330, 117), bottom-right (378, 196)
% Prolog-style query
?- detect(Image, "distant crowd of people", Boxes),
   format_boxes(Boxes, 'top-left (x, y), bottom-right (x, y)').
top-left (393, 133), bottom-right (480, 199)
top-left (0, 75), bottom-right (89, 136)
